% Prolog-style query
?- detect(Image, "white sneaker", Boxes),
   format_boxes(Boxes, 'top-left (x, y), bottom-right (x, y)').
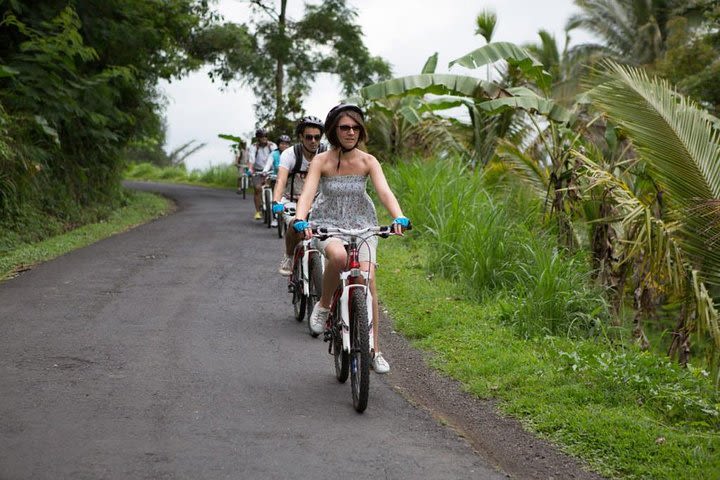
top-left (372, 351), bottom-right (390, 374)
top-left (309, 302), bottom-right (330, 334)
top-left (271, 219), bottom-right (278, 227)
top-left (278, 254), bottom-right (292, 276)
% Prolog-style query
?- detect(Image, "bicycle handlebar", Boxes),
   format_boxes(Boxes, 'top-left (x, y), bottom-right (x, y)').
top-left (311, 224), bottom-right (410, 241)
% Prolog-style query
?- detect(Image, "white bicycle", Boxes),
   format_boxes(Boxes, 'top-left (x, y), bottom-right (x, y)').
top-left (312, 225), bottom-right (402, 413)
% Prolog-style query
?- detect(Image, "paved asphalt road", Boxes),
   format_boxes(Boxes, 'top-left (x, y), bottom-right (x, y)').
top-left (0, 182), bottom-right (507, 480)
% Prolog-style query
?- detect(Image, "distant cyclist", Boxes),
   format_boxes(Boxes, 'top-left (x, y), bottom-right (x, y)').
top-left (262, 134), bottom-right (292, 176)
top-left (247, 128), bottom-right (277, 220)
top-left (272, 116), bottom-right (326, 275)
top-left (234, 138), bottom-right (249, 194)
top-left (262, 135), bottom-right (291, 227)
top-left (293, 104), bottom-right (410, 374)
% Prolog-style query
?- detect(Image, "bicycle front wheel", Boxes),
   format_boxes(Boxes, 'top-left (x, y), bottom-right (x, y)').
top-left (349, 288), bottom-right (370, 413)
top-left (263, 188), bottom-right (273, 228)
top-left (332, 302), bottom-right (349, 383)
top-left (292, 255), bottom-right (306, 322)
top-left (277, 212), bottom-right (284, 238)
top-left (241, 176), bottom-right (248, 199)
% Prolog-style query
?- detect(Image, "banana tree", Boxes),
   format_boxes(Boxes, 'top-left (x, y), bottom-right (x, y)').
top-left (364, 53), bottom-right (468, 160)
top-left (361, 41), bottom-right (562, 167)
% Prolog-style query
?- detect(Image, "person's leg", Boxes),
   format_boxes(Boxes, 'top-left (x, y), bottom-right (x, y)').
top-left (253, 181), bottom-right (262, 213)
top-left (285, 224), bottom-right (301, 256)
top-left (319, 240), bottom-right (346, 308)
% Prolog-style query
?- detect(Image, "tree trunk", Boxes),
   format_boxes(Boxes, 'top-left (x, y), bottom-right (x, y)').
top-left (274, 0), bottom-right (287, 132)
top-left (668, 302), bottom-right (692, 367)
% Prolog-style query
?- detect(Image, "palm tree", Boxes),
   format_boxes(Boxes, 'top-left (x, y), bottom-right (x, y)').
top-left (585, 60), bottom-right (720, 366)
top-left (567, 0), bottom-right (677, 66)
top-left (524, 28), bottom-right (590, 106)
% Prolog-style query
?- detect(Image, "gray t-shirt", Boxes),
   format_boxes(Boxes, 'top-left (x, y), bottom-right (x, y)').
top-left (278, 146), bottom-right (310, 199)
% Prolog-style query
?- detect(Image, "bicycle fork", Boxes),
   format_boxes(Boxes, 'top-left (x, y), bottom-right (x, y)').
top-left (301, 242), bottom-right (322, 296)
top-left (339, 271), bottom-right (374, 354)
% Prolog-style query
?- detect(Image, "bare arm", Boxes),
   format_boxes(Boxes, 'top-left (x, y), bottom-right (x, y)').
top-left (368, 156), bottom-right (404, 219)
top-left (273, 167), bottom-right (289, 204)
top-left (294, 153), bottom-right (324, 221)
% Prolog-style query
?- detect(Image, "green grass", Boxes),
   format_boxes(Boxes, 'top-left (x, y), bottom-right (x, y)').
top-left (125, 162), bottom-right (237, 189)
top-left (377, 237), bottom-right (720, 479)
top-left (385, 158), bottom-right (610, 339)
top-left (0, 190), bottom-right (172, 280)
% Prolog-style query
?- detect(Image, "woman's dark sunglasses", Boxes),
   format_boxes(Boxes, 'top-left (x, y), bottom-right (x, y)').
top-left (304, 134), bottom-right (322, 141)
top-left (338, 125), bottom-right (361, 132)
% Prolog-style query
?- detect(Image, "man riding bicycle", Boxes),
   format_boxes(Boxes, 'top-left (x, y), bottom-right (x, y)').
top-left (271, 116), bottom-right (326, 275)
top-left (247, 128), bottom-right (277, 220)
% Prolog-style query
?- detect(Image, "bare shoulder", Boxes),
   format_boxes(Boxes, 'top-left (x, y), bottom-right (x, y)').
top-left (312, 149), bottom-right (335, 174)
top-left (314, 150), bottom-right (334, 163)
top-left (362, 151), bottom-right (382, 170)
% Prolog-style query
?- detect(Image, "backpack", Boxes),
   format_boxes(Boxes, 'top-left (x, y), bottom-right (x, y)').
top-left (289, 142), bottom-right (326, 199)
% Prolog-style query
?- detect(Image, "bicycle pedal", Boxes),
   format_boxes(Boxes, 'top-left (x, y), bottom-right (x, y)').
top-left (323, 330), bottom-right (331, 342)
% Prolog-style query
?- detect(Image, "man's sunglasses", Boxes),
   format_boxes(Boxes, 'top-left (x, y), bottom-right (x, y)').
top-left (304, 134), bottom-right (322, 141)
top-left (338, 125), bottom-right (361, 132)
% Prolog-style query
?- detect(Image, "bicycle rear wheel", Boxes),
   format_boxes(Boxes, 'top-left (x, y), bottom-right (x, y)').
top-left (349, 288), bottom-right (370, 413)
top-left (306, 253), bottom-right (323, 337)
top-left (263, 188), bottom-right (273, 228)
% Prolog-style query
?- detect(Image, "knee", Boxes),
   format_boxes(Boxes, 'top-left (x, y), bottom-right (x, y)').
top-left (326, 251), bottom-right (347, 271)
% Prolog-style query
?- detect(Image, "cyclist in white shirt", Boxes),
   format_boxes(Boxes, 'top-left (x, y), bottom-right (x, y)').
top-left (271, 116), bottom-right (326, 275)
top-left (246, 128), bottom-right (277, 220)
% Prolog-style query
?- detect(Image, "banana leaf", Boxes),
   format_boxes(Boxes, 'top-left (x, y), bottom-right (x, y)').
top-left (218, 133), bottom-right (244, 143)
top-left (448, 41), bottom-right (552, 92)
top-left (479, 95), bottom-right (572, 124)
top-left (361, 74), bottom-right (493, 101)
top-left (422, 52), bottom-right (438, 74)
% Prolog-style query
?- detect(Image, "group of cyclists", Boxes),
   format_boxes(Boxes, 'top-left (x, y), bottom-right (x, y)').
top-left (235, 104), bottom-right (411, 375)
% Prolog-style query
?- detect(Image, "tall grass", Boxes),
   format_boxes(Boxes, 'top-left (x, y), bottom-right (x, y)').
top-left (385, 158), bottom-right (609, 338)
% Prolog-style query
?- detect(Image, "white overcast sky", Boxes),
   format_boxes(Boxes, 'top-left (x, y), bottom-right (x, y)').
top-left (160, 0), bottom-right (592, 170)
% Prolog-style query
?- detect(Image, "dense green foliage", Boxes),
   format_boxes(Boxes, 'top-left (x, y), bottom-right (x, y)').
top-left (362, 3), bottom-right (720, 373)
top-left (0, 1), bottom-right (240, 238)
top-left (377, 236), bottom-right (720, 479)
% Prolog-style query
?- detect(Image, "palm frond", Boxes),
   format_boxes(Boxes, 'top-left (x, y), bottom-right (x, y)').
top-left (589, 60), bottom-right (720, 284)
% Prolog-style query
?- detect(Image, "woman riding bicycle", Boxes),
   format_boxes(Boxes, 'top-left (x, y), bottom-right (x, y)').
top-left (293, 104), bottom-right (410, 374)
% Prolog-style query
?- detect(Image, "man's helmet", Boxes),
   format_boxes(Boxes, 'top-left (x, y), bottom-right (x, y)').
top-left (295, 116), bottom-right (325, 136)
top-left (324, 104), bottom-right (364, 130)
top-left (278, 134), bottom-right (291, 143)
top-left (255, 128), bottom-right (268, 138)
